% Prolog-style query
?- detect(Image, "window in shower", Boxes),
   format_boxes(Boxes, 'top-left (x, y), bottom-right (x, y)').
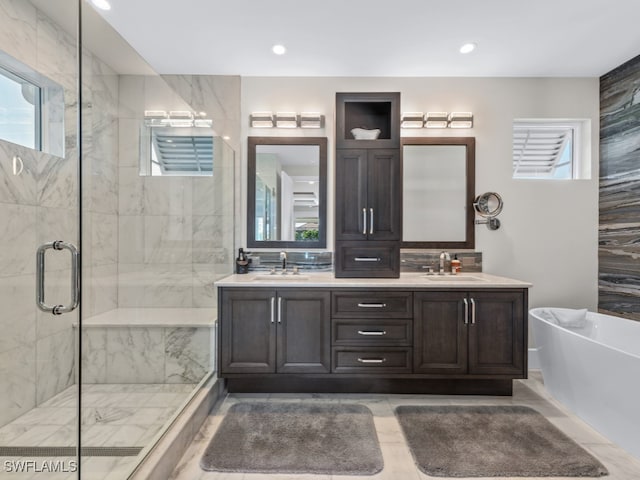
top-left (0, 65), bottom-right (42, 150)
top-left (0, 51), bottom-right (65, 157)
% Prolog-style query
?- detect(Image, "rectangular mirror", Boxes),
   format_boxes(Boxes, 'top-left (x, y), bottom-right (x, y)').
top-left (247, 137), bottom-right (327, 248)
top-left (401, 137), bottom-right (475, 249)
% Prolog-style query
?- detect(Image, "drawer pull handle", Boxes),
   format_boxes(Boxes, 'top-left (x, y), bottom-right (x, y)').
top-left (357, 303), bottom-right (387, 308)
top-left (354, 257), bottom-right (381, 262)
top-left (357, 330), bottom-right (387, 336)
top-left (357, 357), bottom-right (387, 364)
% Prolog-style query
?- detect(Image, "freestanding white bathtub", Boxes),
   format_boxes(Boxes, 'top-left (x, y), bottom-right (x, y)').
top-left (530, 307), bottom-right (640, 461)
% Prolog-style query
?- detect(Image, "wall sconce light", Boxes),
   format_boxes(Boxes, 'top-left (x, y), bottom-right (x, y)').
top-left (250, 111), bottom-right (324, 129)
top-left (300, 112), bottom-right (324, 128)
top-left (250, 112), bottom-right (275, 128)
top-left (144, 110), bottom-right (212, 128)
top-left (401, 111), bottom-right (474, 129)
top-left (448, 112), bottom-right (474, 128)
top-left (400, 112), bottom-right (424, 128)
top-left (424, 112), bottom-right (449, 128)
top-left (275, 112), bottom-right (298, 128)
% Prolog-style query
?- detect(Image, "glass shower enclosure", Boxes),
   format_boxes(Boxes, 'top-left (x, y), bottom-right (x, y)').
top-left (0, 1), bottom-right (234, 477)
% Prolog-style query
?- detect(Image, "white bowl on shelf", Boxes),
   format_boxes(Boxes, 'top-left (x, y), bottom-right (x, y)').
top-left (351, 127), bottom-right (381, 140)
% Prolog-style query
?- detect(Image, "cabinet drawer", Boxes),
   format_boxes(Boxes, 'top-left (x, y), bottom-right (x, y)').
top-left (332, 291), bottom-right (412, 318)
top-left (332, 319), bottom-right (412, 346)
top-left (335, 242), bottom-right (400, 278)
top-left (332, 347), bottom-right (412, 373)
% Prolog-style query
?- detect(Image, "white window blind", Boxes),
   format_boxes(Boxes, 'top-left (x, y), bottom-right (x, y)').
top-left (151, 134), bottom-right (213, 175)
top-left (513, 123), bottom-right (575, 179)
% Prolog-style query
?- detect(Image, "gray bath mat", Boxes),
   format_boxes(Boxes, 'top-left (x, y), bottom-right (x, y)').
top-left (200, 402), bottom-right (383, 475)
top-left (395, 405), bottom-right (608, 477)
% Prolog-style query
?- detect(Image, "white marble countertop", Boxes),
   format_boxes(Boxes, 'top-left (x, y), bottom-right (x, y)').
top-left (215, 271), bottom-right (531, 288)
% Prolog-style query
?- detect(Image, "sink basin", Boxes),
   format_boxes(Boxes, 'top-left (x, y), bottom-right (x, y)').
top-left (423, 275), bottom-right (486, 282)
top-left (252, 274), bottom-right (309, 281)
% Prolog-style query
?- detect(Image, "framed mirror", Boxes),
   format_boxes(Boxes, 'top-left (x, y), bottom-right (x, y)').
top-left (401, 137), bottom-right (475, 249)
top-left (247, 136), bottom-right (327, 248)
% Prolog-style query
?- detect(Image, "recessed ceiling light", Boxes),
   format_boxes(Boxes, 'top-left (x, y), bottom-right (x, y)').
top-left (222, 135), bottom-right (230, 140)
top-left (91, 0), bottom-right (111, 11)
top-left (459, 43), bottom-right (476, 54)
top-left (272, 44), bottom-right (286, 55)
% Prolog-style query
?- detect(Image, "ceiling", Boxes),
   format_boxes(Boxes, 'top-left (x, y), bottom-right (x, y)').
top-left (90, 0), bottom-right (640, 77)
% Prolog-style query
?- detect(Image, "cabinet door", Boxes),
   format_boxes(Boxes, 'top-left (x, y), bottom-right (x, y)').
top-left (468, 291), bottom-right (525, 375)
top-left (414, 291), bottom-right (468, 374)
top-left (276, 289), bottom-right (331, 373)
top-left (220, 288), bottom-right (276, 374)
top-left (335, 149), bottom-right (368, 240)
top-left (367, 150), bottom-right (401, 240)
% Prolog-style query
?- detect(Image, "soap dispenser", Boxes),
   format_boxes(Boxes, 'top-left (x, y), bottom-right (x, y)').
top-left (451, 255), bottom-right (461, 274)
top-left (235, 248), bottom-right (249, 274)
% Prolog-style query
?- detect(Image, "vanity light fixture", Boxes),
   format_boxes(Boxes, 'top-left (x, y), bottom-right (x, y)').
top-left (275, 112), bottom-right (298, 128)
top-left (250, 111), bottom-right (324, 129)
top-left (449, 112), bottom-right (474, 128)
top-left (424, 112), bottom-right (449, 128)
top-left (400, 112), bottom-right (424, 128)
top-left (299, 112), bottom-right (324, 129)
top-left (250, 112), bottom-right (274, 128)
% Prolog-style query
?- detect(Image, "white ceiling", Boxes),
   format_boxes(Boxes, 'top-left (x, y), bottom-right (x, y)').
top-left (92, 0), bottom-right (640, 77)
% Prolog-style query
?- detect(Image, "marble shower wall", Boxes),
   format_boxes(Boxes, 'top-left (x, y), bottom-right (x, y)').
top-left (0, 0), bottom-right (78, 426)
top-left (599, 54), bottom-right (640, 320)
top-left (117, 75), bottom-right (238, 308)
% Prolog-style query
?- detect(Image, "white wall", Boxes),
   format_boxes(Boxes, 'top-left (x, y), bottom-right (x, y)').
top-left (241, 77), bottom-right (600, 312)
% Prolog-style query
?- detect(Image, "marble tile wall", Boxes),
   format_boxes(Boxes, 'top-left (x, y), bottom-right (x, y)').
top-left (117, 75), bottom-right (238, 308)
top-left (0, 0), bottom-right (79, 426)
top-left (599, 54), bottom-right (640, 321)
top-left (81, 327), bottom-right (212, 384)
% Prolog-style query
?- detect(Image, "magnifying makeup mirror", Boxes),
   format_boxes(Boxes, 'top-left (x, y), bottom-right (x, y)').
top-left (473, 192), bottom-right (503, 230)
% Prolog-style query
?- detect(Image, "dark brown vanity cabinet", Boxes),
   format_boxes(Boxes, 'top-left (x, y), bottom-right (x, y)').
top-left (414, 290), bottom-right (526, 376)
top-left (335, 93), bottom-right (402, 278)
top-left (219, 288), bottom-right (331, 375)
top-left (334, 149), bottom-right (402, 241)
top-left (331, 291), bottom-right (413, 374)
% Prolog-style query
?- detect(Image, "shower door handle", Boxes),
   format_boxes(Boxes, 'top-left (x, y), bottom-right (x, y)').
top-left (36, 241), bottom-right (80, 315)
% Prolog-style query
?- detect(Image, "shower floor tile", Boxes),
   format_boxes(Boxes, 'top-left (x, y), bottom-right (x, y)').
top-left (0, 383), bottom-right (195, 449)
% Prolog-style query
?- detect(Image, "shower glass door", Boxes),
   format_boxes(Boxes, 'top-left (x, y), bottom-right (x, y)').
top-left (0, 0), bottom-right (80, 476)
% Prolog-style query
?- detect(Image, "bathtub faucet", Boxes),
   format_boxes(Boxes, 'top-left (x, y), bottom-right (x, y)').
top-left (439, 251), bottom-right (450, 275)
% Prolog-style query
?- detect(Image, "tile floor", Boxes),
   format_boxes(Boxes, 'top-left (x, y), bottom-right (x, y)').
top-left (169, 373), bottom-right (640, 480)
top-left (0, 383), bottom-right (195, 480)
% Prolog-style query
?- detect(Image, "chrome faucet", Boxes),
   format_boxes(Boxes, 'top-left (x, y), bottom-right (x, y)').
top-left (280, 251), bottom-right (287, 274)
top-left (439, 251), bottom-right (450, 275)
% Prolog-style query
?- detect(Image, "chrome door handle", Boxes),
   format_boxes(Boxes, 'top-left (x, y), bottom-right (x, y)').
top-left (362, 208), bottom-right (367, 235)
top-left (357, 330), bottom-right (387, 336)
top-left (357, 358), bottom-right (387, 364)
top-left (357, 303), bottom-right (387, 308)
top-left (36, 241), bottom-right (79, 315)
top-left (271, 297), bottom-right (275, 323)
top-left (369, 208), bottom-right (374, 234)
top-left (463, 298), bottom-right (469, 325)
top-left (277, 296), bottom-right (282, 323)
top-left (354, 257), bottom-right (381, 262)
top-left (470, 298), bottom-right (476, 324)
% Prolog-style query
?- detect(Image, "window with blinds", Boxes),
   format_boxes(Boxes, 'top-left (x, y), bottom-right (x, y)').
top-left (512, 121), bottom-right (580, 179)
top-left (151, 133), bottom-right (213, 175)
